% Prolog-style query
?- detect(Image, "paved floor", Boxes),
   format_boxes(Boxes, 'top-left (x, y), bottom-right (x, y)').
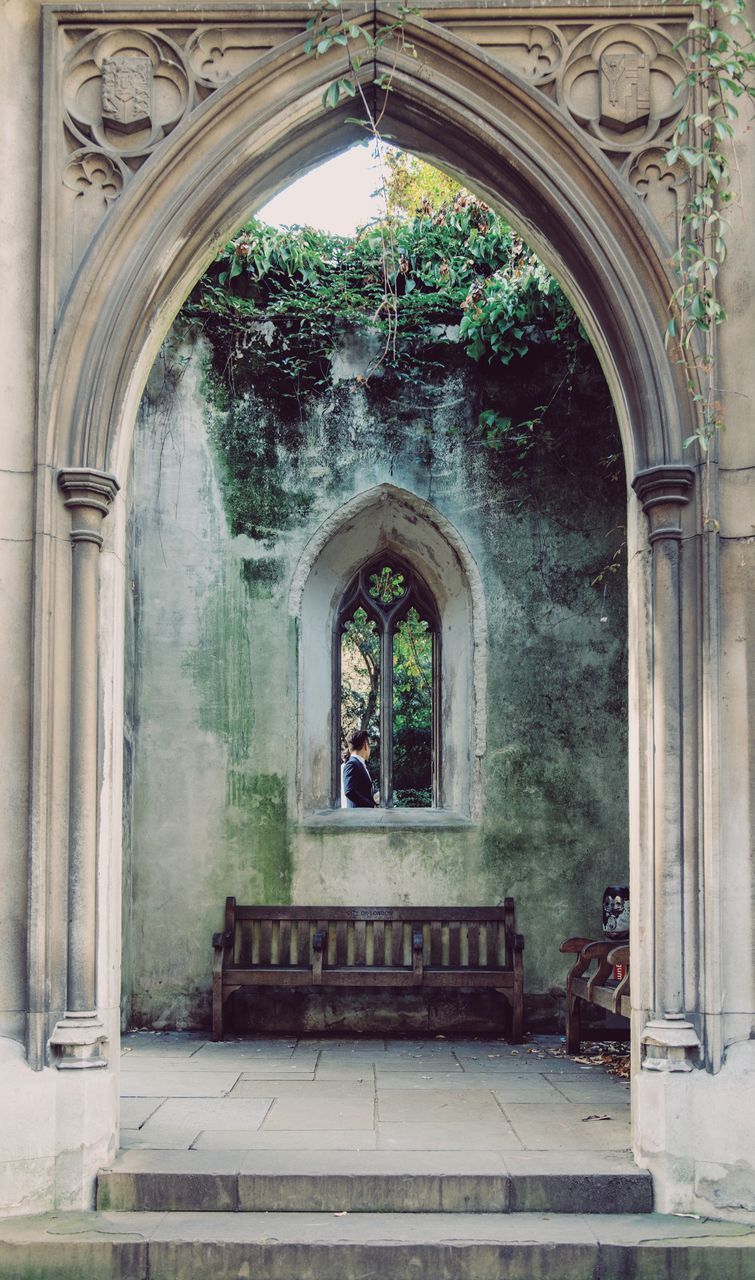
top-left (120, 1033), bottom-right (632, 1157)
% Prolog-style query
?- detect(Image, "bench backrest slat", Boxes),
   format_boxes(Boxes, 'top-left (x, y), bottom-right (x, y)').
top-left (223, 902), bottom-right (514, 971)
top-left (232, 905), bottom-right (508, 923)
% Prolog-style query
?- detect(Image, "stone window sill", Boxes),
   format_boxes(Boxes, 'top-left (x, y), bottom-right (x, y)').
top-left (299, 808), bottom-right (474, 833)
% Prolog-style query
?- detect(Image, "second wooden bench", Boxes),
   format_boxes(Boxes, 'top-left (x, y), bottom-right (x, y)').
top-left (559, 937), bottom-right (630, 1054)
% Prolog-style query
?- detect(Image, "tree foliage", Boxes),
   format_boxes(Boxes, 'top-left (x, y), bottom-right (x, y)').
top-left (181, 188), bottom-right (583, 450)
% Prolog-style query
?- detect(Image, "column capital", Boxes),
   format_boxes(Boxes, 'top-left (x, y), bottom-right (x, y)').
top-left (58, 468), bottom-right (120, 547)
top-left (632, 465), bottom-right (695, 543)
top-left (58, 468), bottom-right (120, 517)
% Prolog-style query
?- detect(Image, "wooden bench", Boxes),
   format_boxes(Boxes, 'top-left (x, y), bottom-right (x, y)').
top-left (559, 937), bottom-right (630, 1054)
top-left (213, 898), bottom-right (524, 1042)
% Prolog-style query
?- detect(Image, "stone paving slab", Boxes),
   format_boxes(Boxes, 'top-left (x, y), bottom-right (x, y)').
top-left (377, 1086), bottom-right (506, 1124)
top-left (313, 1062), bottom-right (382, 1080)
top-left (231, 1077), bottom-right (374, 1097)
top-left (120, 1127), bottom-right (201, 1150)
top-left (121, 1097), bottom-right (165, 1128)
top-left (504, 1103), bottom-right (630, 1150)
top-left (374, 1055), bottom-right (464, 1072)
top-left (117, 1034), bottom-right (638, 1159)
top-left (4, 1211), bottom-right (754, 1280)
top-left (121, 1055), bottom-right (274, 1073)
top-left (454, 1053), bottom-right (592, 1074)
top-left (121, 1032), bottom-right (206, 1054)
top-left (193, 1039), bottom-right (298, 1054)
top-left (374, 1069), bottom-right (532, 1091)
top-left (147, 1097), bottom-right (273, 1131)
top-left (119, 1070), bottom-right (241, 1096)
top-left (227, 1062), bottom-right (318, 1078)
top-left (546, 1078), bottom-right (631, 1103)
top-left (377, 1121), bottom-right (522, 1151)
top-left (262, 1093), bottom-right (375, 1131)
top-left (191, 1128), bottom-right (378, 1151)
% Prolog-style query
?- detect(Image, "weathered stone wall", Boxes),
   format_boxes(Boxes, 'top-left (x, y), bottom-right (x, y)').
top-left (124, 327), bottom-right (628, 1031)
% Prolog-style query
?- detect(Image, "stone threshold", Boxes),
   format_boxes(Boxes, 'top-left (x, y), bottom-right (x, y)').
top-left (1, 1211), bottom-right (754, 1280)
top-left (97, 1149), bottom-right (652, 1214)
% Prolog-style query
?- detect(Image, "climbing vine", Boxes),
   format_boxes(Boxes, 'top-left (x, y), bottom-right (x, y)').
top-left (665, 0), bottom-right (755, 450)
top-left (304, 0), bottom-right (755, 455)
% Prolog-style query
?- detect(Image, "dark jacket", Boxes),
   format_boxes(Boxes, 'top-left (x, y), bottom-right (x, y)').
top-left (342, 755), bottom-right (376, 808)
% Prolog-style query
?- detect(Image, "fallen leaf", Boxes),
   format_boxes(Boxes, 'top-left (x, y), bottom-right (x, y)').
top-left (582, 1113), bottom-right (612, 1122)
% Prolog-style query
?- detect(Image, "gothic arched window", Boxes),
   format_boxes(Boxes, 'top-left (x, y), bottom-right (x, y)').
top-left (336, 556), bottom-right (440, 808)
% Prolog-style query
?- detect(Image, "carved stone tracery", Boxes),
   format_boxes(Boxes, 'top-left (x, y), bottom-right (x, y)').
top-left (557, 23), bottom-right (687, 154)
top-left (64, 27), bottom-right (192, 165)
top-left (55, 10), bottom-right (692, 284)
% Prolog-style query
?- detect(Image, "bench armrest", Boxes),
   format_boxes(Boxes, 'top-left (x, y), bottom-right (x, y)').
top-left (607, 944), bottom-right (630, 1012)
top-left (562, 938), bottom-right (609, 986)
top-left (560, 936), bottom-right (594, 954)
top-left (212, 930), bottom-right (233, 951)
top-left (582, 941), bottom-right (614, 997)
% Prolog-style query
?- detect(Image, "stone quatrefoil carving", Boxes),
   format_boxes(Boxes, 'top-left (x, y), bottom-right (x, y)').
top-left (59, 16), bottom-right (690, 251)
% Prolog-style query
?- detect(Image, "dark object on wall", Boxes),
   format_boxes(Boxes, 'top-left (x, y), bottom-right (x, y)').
top-left (602, 884), bottom-right (629, 940)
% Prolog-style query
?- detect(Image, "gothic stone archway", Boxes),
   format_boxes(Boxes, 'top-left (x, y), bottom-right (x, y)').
top-left (29, 1), bottom-right (722, 1212)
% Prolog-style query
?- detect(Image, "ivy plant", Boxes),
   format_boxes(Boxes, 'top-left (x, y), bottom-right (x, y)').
top-left (665, 0), bottom-right (755, 452)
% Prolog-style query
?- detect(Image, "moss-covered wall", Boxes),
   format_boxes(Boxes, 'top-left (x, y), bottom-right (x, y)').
top-left (124, 327), bottom-right (628, 1031)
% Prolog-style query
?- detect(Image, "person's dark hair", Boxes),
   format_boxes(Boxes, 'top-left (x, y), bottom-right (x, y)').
top-left (342, 729), bottom-right (370, 762)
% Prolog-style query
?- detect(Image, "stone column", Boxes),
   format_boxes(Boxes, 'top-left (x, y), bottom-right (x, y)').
top-left (632, 464), bottom-right (700, 1071)
top-left (49, 468), bottom-right (119, 1068)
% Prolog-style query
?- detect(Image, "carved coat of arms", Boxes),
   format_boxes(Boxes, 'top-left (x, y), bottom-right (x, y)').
top-left (101, 56), bottom-right (153, 134)
top-left (600, 50), bottom-right (650, 132)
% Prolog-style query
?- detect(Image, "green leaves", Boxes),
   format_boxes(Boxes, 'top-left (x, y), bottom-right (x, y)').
top-left (180, 199), bottom-right (581, 420)
top-left (321, 76), bottom-right (357, 108)
top-left (664, 0), bottom-right (753, 437)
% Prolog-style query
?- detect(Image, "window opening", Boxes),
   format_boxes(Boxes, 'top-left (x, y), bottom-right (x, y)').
top-left (337, 556), bottom-right (440, 807)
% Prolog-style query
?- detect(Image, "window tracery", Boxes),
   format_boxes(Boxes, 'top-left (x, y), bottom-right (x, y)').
top-left (336, 556), bottom-right (440, 808)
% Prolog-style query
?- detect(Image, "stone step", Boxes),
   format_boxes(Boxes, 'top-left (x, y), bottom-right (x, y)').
top-left (2, 1210), bottom-right (754, 1279)
top-left (96, 1150), bottom-right (653, 1214)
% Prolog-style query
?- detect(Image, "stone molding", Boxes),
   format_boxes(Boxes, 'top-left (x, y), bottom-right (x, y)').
top-left (58, 467), bottom-right (120, 540)
top-left (50, 467), bottom-right (120, 1069)
top-left (40, 7), bottom-right (699, 477)
top-left (632, 463), bottom-right (696, 503)
top-left (47, 3), bottom-right (692, 299)
top-left (632, 463), bottom-right (700, 1073)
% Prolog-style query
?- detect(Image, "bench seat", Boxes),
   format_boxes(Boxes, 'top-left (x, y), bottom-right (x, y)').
top-left (213, 899), bottom-right (524, 1041)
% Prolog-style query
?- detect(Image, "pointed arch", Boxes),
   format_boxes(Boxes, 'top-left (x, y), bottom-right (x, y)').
top-left (292, 485), bottom-right (486, 819)
top-left (42, 14), bottom-right (694, 483)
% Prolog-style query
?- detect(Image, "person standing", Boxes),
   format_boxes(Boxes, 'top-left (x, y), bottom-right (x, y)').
top-left (341, 730), bottom-right (378, 807)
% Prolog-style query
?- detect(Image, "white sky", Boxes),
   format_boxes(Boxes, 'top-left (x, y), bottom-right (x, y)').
top-left (257, 143), bottom-right (389, 235)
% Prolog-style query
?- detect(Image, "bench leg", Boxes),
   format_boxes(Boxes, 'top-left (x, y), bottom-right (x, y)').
top-left (212, 976), bottom-right (225, 1041)
top-left (510, 989), bottom-right (523, 1044)
top-left (565, 988), bottom-right (582, 1056)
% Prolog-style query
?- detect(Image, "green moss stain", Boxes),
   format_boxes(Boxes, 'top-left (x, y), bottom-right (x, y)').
top-left (241, 556), bottom-right (286, 597)
top-left (220, 771), bottom-right (292, 904)
top-left (208, 391), bottom-right (315, 544)
top-left (183, 559), bottom-right (254, 766)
